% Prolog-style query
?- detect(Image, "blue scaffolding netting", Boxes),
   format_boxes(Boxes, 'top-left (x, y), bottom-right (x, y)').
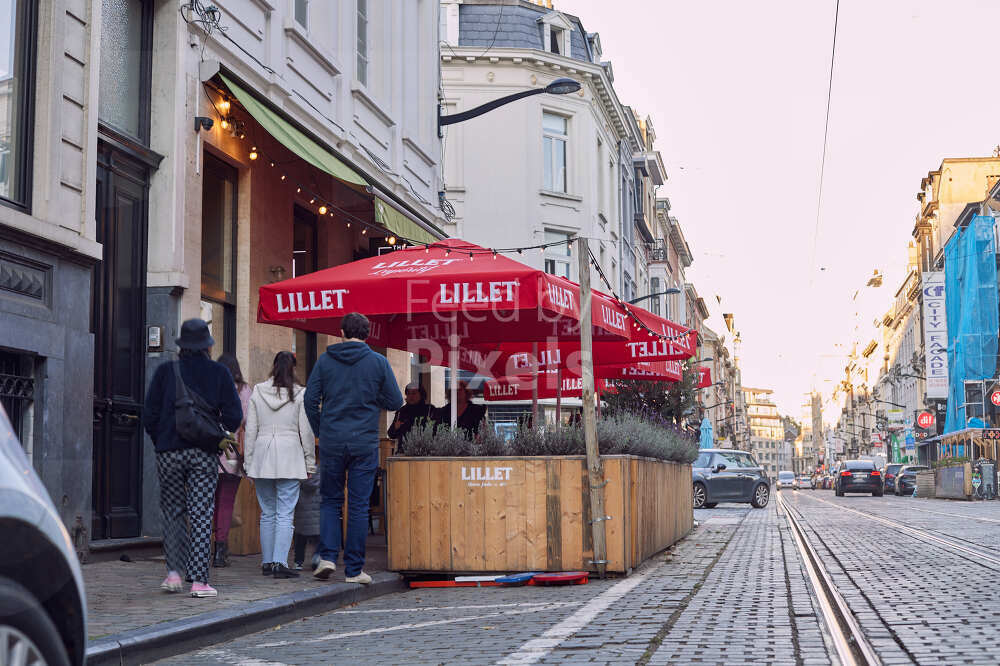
top-left (944, 215), bottom-right (999, 435)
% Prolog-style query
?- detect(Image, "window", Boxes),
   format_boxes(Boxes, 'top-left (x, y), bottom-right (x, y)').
top-left (542, 112), bottom-right (567, 193)
top-left (695, 453), bottom-right (711, 468)
top-left (0, 0), bottom-right (36, 208)
top-left (356, 0), bottom-right (368, 86)
top-left (294, 0), bottom-right (308, 28)
top-left (596, 137), bottom-right (604, 214)
top-left (200, 154), bottom-right (238, 354)
top-left (98, 0), bottom-right (152, 142)
top-left (549, 27), bottom-right (563, 54)
top-left (544, 229), bottom-right (572, 279)
top-left (0, 351), bottom-right (34, 455)
top-left (650, 277), bottom-right (661, 316)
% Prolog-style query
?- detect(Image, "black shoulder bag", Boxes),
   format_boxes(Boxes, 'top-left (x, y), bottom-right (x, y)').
top-left (172, 361), bottom-right (227, 454)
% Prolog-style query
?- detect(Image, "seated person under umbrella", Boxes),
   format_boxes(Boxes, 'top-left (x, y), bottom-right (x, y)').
top-left (387, 383), bottom-right (435, 449)
top-left (434, 380), bottom-right (486, 439)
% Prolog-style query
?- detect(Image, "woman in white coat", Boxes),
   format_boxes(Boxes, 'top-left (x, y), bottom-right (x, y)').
top-left (244, 351), bottom-right (316, 578)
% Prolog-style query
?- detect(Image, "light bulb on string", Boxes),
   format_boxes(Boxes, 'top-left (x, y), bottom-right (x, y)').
top-left (469, 252), bottom-right (474, 261)
top-left (249, 147), bottom-right (258, 160)
top-left (280, 174), bottom-right (286, 181)
top-left (362, 228), bottom-right (367, 235)
top-left (388, 236), bottom-right (397, 246)
top-left (220, 96), bottom-right (231, 113)
top-left (492, 250), bottom-right (498, 260)
top-left (318, 205), bottom-right (327, 215)
top-left (296, 187), bottom-right (301, 193)
top-left (269, 161), bottom-right (275, 167)
top-left (425, 245), bottom-right (430, 254)
top-left (309, 198), bottom-right (315, 204)
top-left (220, 118), bottom-right (230, 131)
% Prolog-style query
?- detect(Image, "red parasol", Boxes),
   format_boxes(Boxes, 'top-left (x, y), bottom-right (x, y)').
top-left (257, 239), bottom-right (633, 347)
top-left (482, 361), bottom-right (683, 401)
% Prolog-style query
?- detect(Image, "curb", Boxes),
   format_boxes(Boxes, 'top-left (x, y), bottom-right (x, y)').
top-left (85, 572), bottom-right (405, 665)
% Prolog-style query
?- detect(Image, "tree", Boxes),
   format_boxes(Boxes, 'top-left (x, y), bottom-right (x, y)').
top-left (602, 361), bottom-right (700, 425)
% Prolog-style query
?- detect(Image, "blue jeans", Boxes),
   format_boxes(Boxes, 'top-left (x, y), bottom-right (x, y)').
top-left (319, 443), bottom-right (378, 576)
top-left (254, 478), bottom-right (301, 566)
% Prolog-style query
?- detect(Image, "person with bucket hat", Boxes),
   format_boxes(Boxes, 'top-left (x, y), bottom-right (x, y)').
top-left (143, 319), bottom-right (243, 598)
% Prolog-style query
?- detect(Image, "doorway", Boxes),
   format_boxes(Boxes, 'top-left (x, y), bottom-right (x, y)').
top-left (293, 206), bottom-right (319, 378)
top-left (91, 141), bottom-right (149, 539)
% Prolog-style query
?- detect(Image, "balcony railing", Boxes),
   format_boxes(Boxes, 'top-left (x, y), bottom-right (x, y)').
top-left (645, 239), bottom-right (668, 263)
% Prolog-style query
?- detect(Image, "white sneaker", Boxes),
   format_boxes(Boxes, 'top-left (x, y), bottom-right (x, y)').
top-left (345, 571), bottom-right (372, 585)
top-left (313, 559), bottom-right (337, 580)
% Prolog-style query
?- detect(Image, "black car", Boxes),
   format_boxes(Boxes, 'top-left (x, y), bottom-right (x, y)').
top-left (895, 465), bottom-right (929, 496)
top-left (834, 460), bottom-right (883, 497)
top-left (692, 449), bottom-right (771, 509)
top-left (882, 463), bottom-right (905, 493)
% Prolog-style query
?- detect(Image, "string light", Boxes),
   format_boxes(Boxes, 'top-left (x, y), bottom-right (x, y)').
top-left (318, 205), bottom-right (327, 215)
top-left (388, 236), bottom-right (397, 245)
top-left (269, 161), bottom-right (275, 167)
top-left (220, 118), bottom-right (230, 131)
top-left (249, 147), bottom-right (258, 160)
top-left (296, 187), bottom-right (301, 193)
top-left (280, 174), bottom-right (286, 181)
top-left (219, 96), bottom-right (231, 113)
top-left (309, 198), bottom-right (315, 204)
top-left (362, 229), bottom-right (367, 235)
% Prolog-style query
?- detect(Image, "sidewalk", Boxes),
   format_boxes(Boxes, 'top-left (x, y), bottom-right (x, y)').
top-left (85, 535), bottom-right (403, 665)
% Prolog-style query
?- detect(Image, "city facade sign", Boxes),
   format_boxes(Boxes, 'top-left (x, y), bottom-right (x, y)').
top-left (917, 411), bottom-right (935, 429)
top-left (921, 271), bottom-right (949, 399)
top-left (991, 389), bottom-right (1000, 407)
top-left (887, 409), bottom-right (905, 430)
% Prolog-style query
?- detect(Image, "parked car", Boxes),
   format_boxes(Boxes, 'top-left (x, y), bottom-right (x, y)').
top-left (692, 449), bottom-right (771, 509)
top-left (776, 471), bottom-right (798, 491)
top-left (0, 408), bottom-right (86, 665)
top-left (834, 460), bottom-right (884, 497)
top-left (798, 475), bottom-right (814, 490)
top-left (882, 463), bottom-right (905, 494)
top-left (895, 465), bottom-right (930, 496)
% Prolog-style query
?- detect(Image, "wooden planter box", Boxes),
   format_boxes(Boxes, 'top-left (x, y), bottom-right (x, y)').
top-left (386, 455), bottom-right (692, 574)
top-left (934, 463), bottom-right (972, 499)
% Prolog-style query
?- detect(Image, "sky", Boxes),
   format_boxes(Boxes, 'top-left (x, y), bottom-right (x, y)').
top-left (559, 0), bottom-right (1000, 416)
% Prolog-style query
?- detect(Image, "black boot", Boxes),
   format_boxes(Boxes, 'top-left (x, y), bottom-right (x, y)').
top-left (272, 563), bottom-right (300, 579)
top-left (212, 541), bottom-right (227, 568)
top-left (262, 563), bottom-right (273, 576)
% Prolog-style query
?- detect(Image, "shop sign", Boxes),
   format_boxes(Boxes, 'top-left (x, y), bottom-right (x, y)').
top-left (888, 409), bottom-right (905, 430)
top-left (917, 411), bottom-right (935, 429)
top-left (991, 389), bottom-right (1000, 407)
top-left (921, 271), bottom-right (949, 399)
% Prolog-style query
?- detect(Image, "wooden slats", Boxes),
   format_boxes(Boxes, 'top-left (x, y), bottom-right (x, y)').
top-left (385, 456), bottom-right (693, 574)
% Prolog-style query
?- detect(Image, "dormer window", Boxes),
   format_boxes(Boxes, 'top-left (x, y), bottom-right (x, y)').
top-left (549, 27), bottom-right (563, 54)
top-left (540, 12), bottom-right (573, 57)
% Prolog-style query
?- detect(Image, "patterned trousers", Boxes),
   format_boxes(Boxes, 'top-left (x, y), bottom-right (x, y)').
top-left (156, 448), bottom-right (218, 584)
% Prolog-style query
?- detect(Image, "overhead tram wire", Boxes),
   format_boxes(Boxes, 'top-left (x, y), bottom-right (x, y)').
top-left (808, 0), bottom-right (841, 288)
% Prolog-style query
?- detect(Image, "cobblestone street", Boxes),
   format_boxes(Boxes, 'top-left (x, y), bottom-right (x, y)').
top-left (155, 493), bottom-right (1000, 665)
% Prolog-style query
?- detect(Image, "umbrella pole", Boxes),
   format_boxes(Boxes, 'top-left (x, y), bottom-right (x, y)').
top-left (450, 320), bottom-right (458, 430)
top-left (577, 238), bottom-right (607, 579)
top-left (555, 365), bottom-right (562, 428)
top-left (532, 342), bottom-right (539, 427)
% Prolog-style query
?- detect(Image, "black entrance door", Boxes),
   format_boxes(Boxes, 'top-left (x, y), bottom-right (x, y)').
top-left (91, 141), bottom-right (149, 539)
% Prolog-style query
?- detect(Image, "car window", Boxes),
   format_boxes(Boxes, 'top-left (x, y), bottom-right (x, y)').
top-left (694, 453), bottom-right (711, 468)
top-left (845, 461), bottom-right (875, 471)
top-left (778, 471), bottom-right (795, 480)
top-left (886, 464), bottom-right (903, 474)
top-left (712, 452), bottom-right (740, 468)
top-left (738, 453), bottom-right (760, 468)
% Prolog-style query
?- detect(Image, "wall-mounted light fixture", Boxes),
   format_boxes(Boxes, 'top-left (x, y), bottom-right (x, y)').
top-left (194, 116), bottom-right (214, 132)
top-left (268, 265), bottom-right (287, 282)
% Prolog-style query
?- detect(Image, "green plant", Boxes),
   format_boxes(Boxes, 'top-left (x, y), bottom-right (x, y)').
top-left (397, 412), bottom-right (698, 464)
top-left (933, 456), bottom-right (970, 469)
top-left (601, 361), bottom-right (700, 425)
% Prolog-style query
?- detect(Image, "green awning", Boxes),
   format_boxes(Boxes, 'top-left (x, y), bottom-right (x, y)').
top-left (220, 73), bottom-right (443, 245)
top-left (220, 74), bottom-right (368, 189)
top-left (375, 197), bottom-right (439, 245)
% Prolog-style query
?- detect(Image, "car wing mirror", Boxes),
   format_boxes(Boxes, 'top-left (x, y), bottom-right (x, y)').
top-left (713, 463), bottom-right (727, 473)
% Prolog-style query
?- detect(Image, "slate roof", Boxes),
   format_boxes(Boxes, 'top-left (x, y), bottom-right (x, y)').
top-left (458, 3), bottom-right (591, 62)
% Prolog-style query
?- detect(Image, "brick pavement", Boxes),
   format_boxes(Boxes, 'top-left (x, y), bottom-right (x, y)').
top-left (85, 535), bottom-right (388, 640)
top-left (157, 502), bottom-right (838, 665)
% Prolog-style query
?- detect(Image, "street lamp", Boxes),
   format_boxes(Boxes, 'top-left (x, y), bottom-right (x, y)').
top-left (627, 288), bottom-right (681, 305)
top-left (439, 78), bottom-right (582, 128)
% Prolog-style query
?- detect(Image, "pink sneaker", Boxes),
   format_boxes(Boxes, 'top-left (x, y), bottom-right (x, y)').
top-left (190, 582), bottom-right (218, 598)
top-left (160, 571), bottom-right (182, 593)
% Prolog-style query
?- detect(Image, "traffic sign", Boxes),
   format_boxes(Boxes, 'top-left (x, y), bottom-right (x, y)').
top-left (991, 390), bottom-right (1000, 407)
top-left (917, 411), bottom-right (935, 429)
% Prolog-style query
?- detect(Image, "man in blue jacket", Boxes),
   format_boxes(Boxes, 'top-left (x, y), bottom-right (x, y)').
top-left (305, 312), bottom-right (404, 583)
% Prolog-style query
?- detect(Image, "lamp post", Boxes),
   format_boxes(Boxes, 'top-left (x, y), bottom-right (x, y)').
top-left (627, 288), bottom-right (681, 305)
top-left (439, 78), bottom-right (582, 131)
